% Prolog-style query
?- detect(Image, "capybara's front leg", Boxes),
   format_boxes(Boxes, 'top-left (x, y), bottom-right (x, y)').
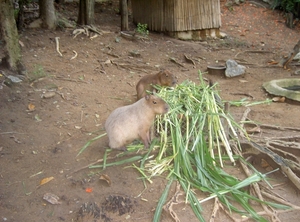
top-left (140, 130), bottom-right (151, 149)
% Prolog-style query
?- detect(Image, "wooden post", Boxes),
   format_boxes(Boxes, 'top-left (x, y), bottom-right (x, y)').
top-left (77, 0), bottom-right (95, 25)
top-left (120, 0), bottom-right (128, 31)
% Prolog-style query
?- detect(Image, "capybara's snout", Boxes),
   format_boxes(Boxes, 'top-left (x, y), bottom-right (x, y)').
top-left (164, 103), bottom-right (170, 113)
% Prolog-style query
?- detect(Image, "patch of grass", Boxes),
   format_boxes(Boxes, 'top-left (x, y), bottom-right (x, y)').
top-left (217, 37), bottom-right (249, 48)
top-left (135, 23), bottom-right (149, 36)
top-left (27, 64), bottom-right (48, 82)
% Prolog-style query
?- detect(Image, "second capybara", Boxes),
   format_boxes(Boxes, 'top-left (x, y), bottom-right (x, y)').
top-left (136, 69), bottom-right (177, 100)
top-left (105, 94), bottom-right (169, 150)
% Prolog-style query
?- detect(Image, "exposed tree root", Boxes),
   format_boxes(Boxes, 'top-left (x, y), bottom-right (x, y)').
top-left (184, 54), bottom-right (196, 66)
top-left (169, 57), bottom-right (186, 68)
top-left (232, 143), bottom-right (282, 221)
top-left (210, 197), bottom-right (248, 222)
top-left (72, 25), bottom-right (104, 39)
top-left (239, 108), bottom-right (300, 190)
top-left (163, 182), bottom-right (183, 222)
top-left (217, 106), bottom-right (300, 221)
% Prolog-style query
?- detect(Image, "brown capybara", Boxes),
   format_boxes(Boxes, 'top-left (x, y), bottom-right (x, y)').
top-left (136, 69), bottom-right (177, 100)
top-left (105, 94), bottom-right (169, 151)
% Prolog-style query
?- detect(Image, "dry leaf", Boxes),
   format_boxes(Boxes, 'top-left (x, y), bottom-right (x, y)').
top-left (261, 159), bottom-right (273, 171)
top-left (272, 96), bottom-right (285, 102)
top-left (39, 176), bottom-right (54, 186)
top-left (99, 174), bottom-right (111, 186)
top-left (239, 79), bottom-right (248, 83)
top-left (27, 103), bottom-right (35, 111)
top-left (261, 159), bottom-right (270, 168)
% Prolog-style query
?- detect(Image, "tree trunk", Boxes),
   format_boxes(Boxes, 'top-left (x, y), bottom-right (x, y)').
top-left (0, 0), bottom-right (24, 73)
top-left (55, 0), bottom-right (65, 4)
top-left (286, 12), bottom-right (294, 29)
top-left (120, 0), bottom-right (128, 31)
top-left (40, 0), bottom-right (57, 29)
top-left (77, 0), bottom-right (95, 25)
top-left (16, 0), bottom-right (25, 30)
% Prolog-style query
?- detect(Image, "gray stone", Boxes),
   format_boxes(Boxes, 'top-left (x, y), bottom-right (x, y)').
top-left (293, 52), bottom-right (300, 61)
top-left (225, 59), bottom-right (246, 78)
top-left (7, 75), bottom-right (22, 83)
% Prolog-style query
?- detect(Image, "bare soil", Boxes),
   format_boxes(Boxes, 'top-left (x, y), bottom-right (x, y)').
top-left (1, 0), bottom-right (300, 221)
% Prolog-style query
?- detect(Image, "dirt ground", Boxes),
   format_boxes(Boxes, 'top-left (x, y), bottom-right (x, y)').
top-left (1, 0), bottom-right (300, 221)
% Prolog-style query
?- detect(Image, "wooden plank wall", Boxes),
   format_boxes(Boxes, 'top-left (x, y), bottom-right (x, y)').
top-left (131, 0), bottom-right (221, 32)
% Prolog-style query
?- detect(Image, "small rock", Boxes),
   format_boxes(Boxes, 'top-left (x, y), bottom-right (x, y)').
top-left (7, 75), bottom-right (22, 83)
top-left (43, 193), bottom-right (62, 205)
top-left (294, 52), bottom-right (300, 61)
top-left (225, 59), bottom-right (246, 77)
top-left (294, 69), bottom-right (300, 75)
top-left (42, 91), bottom-right (56, 99)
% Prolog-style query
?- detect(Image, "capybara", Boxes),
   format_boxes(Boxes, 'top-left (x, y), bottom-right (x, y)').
top-left (136, 69), bottom-right (177, 100)
top-left (105, 94), bottom-right (169, 150)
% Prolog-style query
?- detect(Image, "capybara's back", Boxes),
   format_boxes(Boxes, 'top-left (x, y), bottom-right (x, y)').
top-left (136, 69), bottom-right (177, 100)
top-left (105, 94), bottom-right (169, 150)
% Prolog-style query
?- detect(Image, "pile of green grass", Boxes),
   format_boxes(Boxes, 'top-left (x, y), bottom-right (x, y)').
top-left (80, 71), bottom-right (288, 221)
top-left (147, 72), bottom-right (287, 221)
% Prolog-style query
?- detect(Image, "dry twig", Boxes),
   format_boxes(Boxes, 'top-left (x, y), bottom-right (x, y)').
top-left (169, 57), bottom-right (186, 68)
top-left (70, 50), bottom-right (78, 60)
top-left (279, 39), bottom-right (300, 69)
top-left (184, 54), bottom-right (196, 66)
top-left (55, 37), bottom-right (63, 57)
top-left (238, 108), bottom-right (300, 189)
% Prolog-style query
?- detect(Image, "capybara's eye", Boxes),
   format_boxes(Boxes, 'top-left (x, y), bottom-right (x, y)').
top-left (165, 74), bottom-right (169, 77)
top-left (153, 101), bottom-right (157, 104)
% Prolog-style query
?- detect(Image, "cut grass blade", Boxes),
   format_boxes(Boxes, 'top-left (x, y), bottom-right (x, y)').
top-left (89, 156), bottom-right (143, 168)
top-left (152, 178), bottom-right (174, 222)
top-left (77, 132), bottom-right (107, 157)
